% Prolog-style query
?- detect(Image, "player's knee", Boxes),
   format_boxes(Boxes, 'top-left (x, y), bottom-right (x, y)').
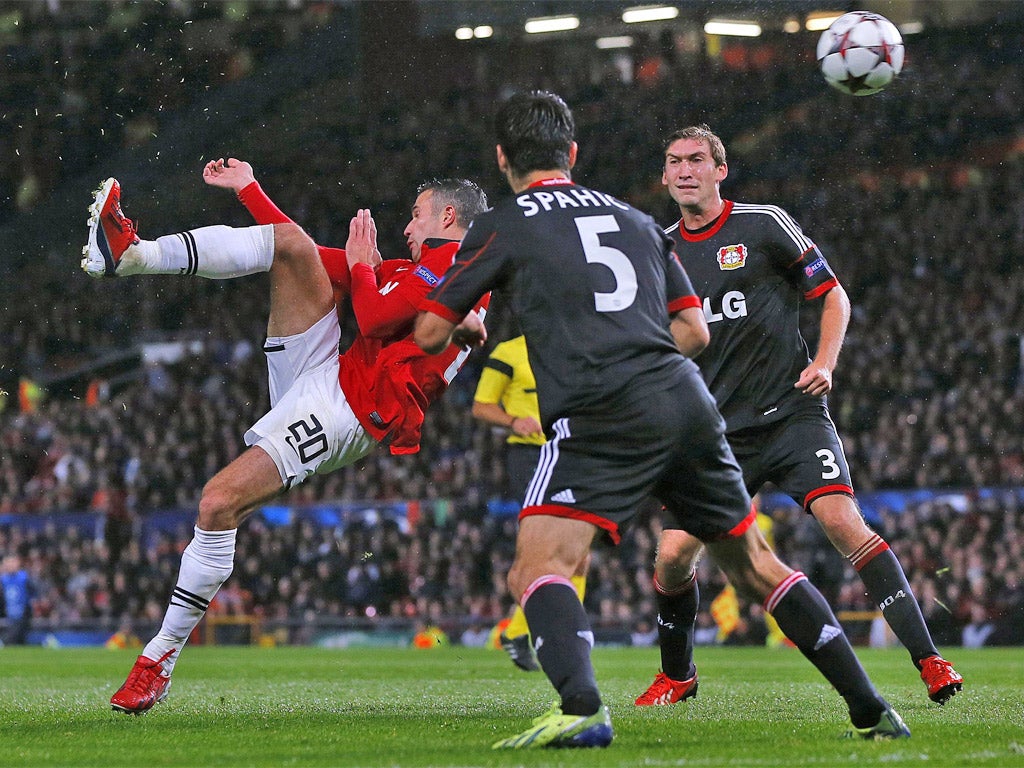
top-left (656, 530), bottom-right (701, 569)
top-left (197, 481), bottom-right (243, 530)
top-left (272, 222), bottom-right (316, 263)
top-left (506, 563), bottom-right (529, 603)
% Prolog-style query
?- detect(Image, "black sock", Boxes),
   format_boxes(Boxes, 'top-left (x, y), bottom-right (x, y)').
top-left (522, 578), bottom-right (602, 716)
top-left (854, 543), bottom-right (938, 664)
top-left (654, 574), bottom-right (698, 681)
top-left (768, 573), bottom-right (885, 728)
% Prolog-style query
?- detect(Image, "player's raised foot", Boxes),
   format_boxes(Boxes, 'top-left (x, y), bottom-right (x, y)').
top-left (110, 650), bottom-right (174, 714)
top-left (634, 670), bottom-right (699, 706)
top-left (82, 177), bottom-right (141, 277)
top-left (492, 704), bottom-right (613, 750)
top-left (919, 655), bottom-right (963, 704)
top-left (846, 705), bottom-right (911, 740)
top-left (499, 631), bottom-right (539, 672)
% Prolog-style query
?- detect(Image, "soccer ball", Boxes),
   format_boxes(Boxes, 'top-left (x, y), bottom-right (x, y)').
top-left (816, 11), bottom-right (905, 96)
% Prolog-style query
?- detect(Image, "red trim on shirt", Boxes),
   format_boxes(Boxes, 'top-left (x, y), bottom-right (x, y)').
top-left (786, 245), bottom-right (817, 269)
top-left (431, 231), bottom-right (498, 306)
top-left (527, 177), bottom-right (574, 188)
top-left (675, 200), bottom-right (734, 242)
top-left (804, 277), bottom-right (838, 301)
top-left (668, 295), bottom-right (702, 313)
top-left (519, 504), bottom-right (621, 545)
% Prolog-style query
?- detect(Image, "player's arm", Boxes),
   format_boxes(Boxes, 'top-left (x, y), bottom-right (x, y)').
top-left (345, 209), bottom-right (427, 338)
top-left (204, 157), bottom-right (354, 293)
top-left (775, 223), bottom-right (847, 395)
top-left (203, 158), bottom-right (289, 223)
top-left (796, 283), bottom-right (850, 396)
top-left (664, 240), bottom-right (708, 357)
top-left (415, 310), bottom-right (487, 354)
top-left (670, 306), bottom-right (710, 358)
top-left (475, 400), bottom-right (541, 437)
top-left (471, 362), bottom-right (540, 435)
top-left (417, 213), bottom-right (504, 354)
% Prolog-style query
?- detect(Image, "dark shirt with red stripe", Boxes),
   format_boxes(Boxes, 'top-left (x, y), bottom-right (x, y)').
top-left (666, 200), bottom-right (839, 432)
top-left (423, 179), bottom-right (701, 430)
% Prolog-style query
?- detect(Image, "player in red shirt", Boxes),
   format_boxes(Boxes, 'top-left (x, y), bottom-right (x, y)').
top-left (84, 160), bottom-right (489, 714)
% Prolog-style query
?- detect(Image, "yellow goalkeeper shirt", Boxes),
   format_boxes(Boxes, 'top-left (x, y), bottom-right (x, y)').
top-left (473, 335), bottom-right (545, 447)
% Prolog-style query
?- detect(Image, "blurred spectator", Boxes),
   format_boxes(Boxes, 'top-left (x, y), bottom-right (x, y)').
top-left (961, 603), bottom-right (996, 648)
top-left (1, 554), bottom-right (33, 645)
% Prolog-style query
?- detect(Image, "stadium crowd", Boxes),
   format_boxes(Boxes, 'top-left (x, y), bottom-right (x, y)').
top-left (1, 2), bottom-right (1022, 646)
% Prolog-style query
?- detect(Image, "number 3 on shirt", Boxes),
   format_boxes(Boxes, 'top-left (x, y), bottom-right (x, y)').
top-left (575, 215), bottom-right (637, 312)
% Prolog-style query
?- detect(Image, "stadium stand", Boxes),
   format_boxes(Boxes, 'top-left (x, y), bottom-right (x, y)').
top-left (0, 1), bottom-right (1021, 647)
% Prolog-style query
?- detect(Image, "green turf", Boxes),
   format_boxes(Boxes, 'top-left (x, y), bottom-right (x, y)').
top-left (0, 645), bottom-right (1021, 767)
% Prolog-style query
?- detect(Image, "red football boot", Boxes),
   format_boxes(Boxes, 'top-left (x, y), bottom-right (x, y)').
top-left (110, 650), bottom-right (174, 714)
top-left (82, 177), bottom-right (139, 277)
top-left (634, 670), bottom-right (699, 706)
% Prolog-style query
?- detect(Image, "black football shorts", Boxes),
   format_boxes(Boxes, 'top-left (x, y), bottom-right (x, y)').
top-left (521, 366), bottom-right (752, 543)
top-left (727, 404), bottom-right (854, 511)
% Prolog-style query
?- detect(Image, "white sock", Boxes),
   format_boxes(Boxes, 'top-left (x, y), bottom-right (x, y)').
top-left (142, 526), bottom-right (237, 674)
top-left (118, 224), bottom-right (274, 278)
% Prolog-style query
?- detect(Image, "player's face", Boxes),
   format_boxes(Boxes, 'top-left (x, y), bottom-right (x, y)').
top-left (663, 138), bottom-right (727, 212)
top-left (404, 190), bottom-right (443, 262)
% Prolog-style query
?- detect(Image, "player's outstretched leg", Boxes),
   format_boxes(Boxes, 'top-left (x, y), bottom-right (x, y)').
top-left (109, 526), bottom-right (236, 714)
top-left (492, 575), bottom-right (612, 749)
top-left (110, 448), bottom-right (281, 714)
top-left (852, 533), bottom-right (963, 703)
top-left (636, 531), bottom-right (702, 706)
top-left (815, 496), bottom-right (963, 704)
top-left (708, 527), bottom-right (910, 739)
top-left (82, 177), bottom-right (274, 279)
top-left (764, 571), bottom-right (910, 739)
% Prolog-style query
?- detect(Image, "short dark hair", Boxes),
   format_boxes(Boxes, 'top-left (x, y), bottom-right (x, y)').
top-left (494, 90), bottom-right (575, 176)
top-left (416, 178), bottom-right (489, 228)
top-left (663, 124), bottom-right (727, 167)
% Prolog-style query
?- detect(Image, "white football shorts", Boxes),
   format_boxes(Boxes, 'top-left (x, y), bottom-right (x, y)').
top-left (244, 309), bottom-right (377, 488)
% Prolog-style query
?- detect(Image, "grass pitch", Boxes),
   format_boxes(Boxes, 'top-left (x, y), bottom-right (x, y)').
top-left (0, 645), bottom-right (1021, 767)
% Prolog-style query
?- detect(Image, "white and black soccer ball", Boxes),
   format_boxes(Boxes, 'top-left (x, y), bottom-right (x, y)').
top-left (816, 11), bottom-right (905, 96)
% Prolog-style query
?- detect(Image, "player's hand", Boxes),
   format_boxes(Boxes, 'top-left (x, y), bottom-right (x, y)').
top-left (202, 158), bottom-right (256, 192)
top-left (795, 363), bottom-right (833, 396)
top-left (450, 310), bottom-right (487, 348)
top-left (345, 209), bottom-right (383, 269)
top-left (510, 415), bottom-right (543, 438)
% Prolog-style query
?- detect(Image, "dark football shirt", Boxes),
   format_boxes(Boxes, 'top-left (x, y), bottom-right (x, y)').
top-left (666, 200), bottom-right (839, 432)
top-left (423, 179), bottom-right (701, 427)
